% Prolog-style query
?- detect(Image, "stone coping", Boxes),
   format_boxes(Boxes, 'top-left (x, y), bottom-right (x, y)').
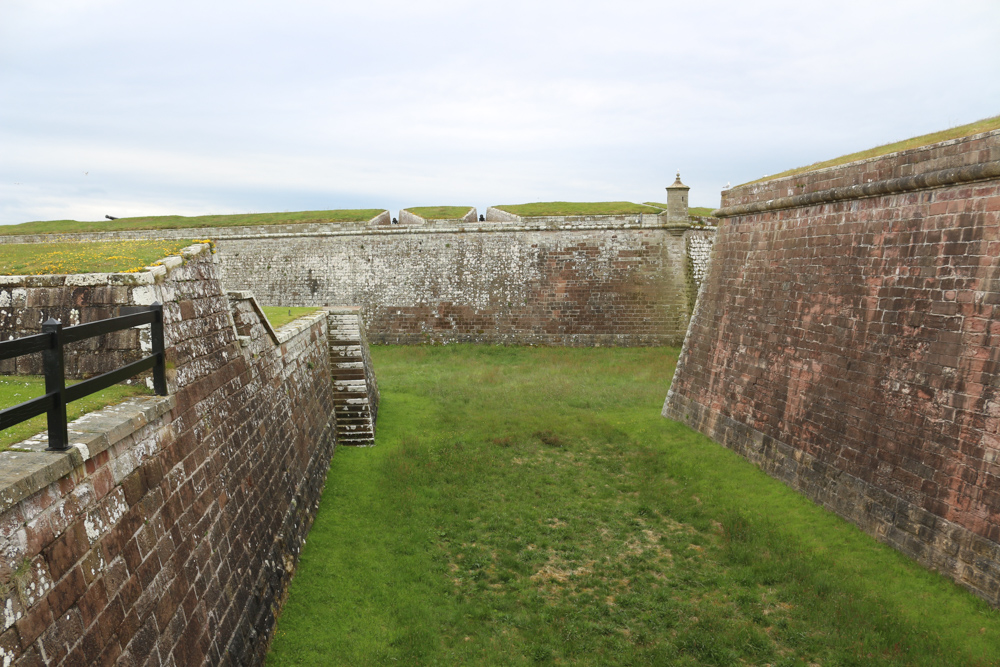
top-left (0, 394), bottom-right (175, 515)
top-left (272, 308), bottom-right (329, 345)
top-left (228, 290), bottom-right (279, 343)
top-left (714, 160), bottom-right (1000, 218)
top-left (0, 223), bottom-right (705, 249)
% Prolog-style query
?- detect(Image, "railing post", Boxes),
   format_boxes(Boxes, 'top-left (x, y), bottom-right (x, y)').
top-left (42, 318), bottom-right (68, 451)
top-left (150, 302), bottom-right (167, 395)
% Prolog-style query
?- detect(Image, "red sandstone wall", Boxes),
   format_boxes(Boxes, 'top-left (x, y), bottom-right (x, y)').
top-left (665, 130), bottom-right (1000, 604)
top-left (0, 247), bottom-right (337, 665)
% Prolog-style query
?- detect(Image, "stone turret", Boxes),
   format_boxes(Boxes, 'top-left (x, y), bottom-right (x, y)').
top-left (665, 171), bottom-right (690, 222)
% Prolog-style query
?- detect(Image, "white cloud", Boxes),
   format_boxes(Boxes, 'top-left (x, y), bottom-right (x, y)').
top-left (1, 0), bottom-right (998, 223)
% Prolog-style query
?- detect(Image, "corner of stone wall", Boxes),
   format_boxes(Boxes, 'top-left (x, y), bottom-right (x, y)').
top-left (367, 211), bottom-right (391, 227)
top-left (397, 210), bottom-right (426, 227)
top-left (484, 207), bottom-right (521, 223)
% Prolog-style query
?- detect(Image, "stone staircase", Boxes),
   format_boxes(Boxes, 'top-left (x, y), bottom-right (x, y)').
top-left (326, 307), bottom-right (379, 446)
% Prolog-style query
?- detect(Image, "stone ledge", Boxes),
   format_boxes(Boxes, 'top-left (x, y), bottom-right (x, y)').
top-left (714, 160), bottom-right (1000, 218)
top-left (0, 394), bottom-right (175, 515)
top-left (228, 291), bottom-right (279, 343)
top-left (273, 309), bottom-right (328, 345)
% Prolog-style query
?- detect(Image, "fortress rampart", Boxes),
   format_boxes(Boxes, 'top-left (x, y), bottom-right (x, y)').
top-left (664, 129), bottom-right (1000, 604)
top-left (0, 213), bottom-right (717, 347)
top-left (0, 247), bottom-right (340, 665)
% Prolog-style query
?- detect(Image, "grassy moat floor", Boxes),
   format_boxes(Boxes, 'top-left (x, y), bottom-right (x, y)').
top-left (267, 346), bottom-right (1000, 666)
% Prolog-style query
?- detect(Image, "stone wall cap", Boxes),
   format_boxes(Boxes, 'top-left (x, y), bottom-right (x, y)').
top-left (0, 394), bottom-right (174, 515)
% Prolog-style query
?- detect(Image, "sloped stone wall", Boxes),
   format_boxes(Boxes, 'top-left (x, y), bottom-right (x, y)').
top-left (664, 129), bottom-right (1000, 605)
top-left (0, 246), bottom-right (337, 665)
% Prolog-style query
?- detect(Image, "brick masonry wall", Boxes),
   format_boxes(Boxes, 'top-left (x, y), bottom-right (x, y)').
top-left (0, 246), bottom-right (337, 665)
top-left (0, 214), bottom-right (716, 348)
top-left (664, 129), bottom-right (1000, 605)
top-left (217, 223), bottom-right (698, 346)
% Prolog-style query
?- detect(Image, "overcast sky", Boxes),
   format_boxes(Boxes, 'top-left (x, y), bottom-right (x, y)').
top-left (1, 0), bottom-right (998, 225)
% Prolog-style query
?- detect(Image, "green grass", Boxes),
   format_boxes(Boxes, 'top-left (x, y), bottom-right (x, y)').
top-left (495, 202), bottom-right (663, 217)
top-left (0, 209), bottom-right (386, 236)
top-left (261, 307), bottom-right (324, 329)
top-left (643, 203), bottom-right (716, 218)
top-left (0, 240), bottom-right (193, 275)
top-left (0, 375), bottom-right (151, 452)
top-left (741, 114), bottom-right (1000, 186)
top-left (267, 346), bottom-right (1000, 666)
top-left (404, 207), bottom-right (474, 220)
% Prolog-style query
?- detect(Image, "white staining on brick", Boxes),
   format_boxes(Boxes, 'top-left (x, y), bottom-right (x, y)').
top-left (2, 597), bottom-right (21, 631)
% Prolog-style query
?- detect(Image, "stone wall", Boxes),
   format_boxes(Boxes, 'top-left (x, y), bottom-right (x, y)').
top-left (0, 212), bottom-right (717, 348)
top-left (664, 129), bottom-right (1000, 605)
top-left (216, 220), bottom-right (700, 346)
top-left (0, 245), bottom-right (338, 665)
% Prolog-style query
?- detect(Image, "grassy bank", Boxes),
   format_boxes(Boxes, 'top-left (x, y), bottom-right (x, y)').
top-left (405, 207), bottom-right (474, 220)
top-left (0, 209), bottom-right (385, 236)
top-left (495, 202), bottom-right (662, 217)
top-left (0, 240), bottom-right (194, 275)
top-left (0, 376), bottom-right (151, 452)
top-left (644, 203), bottom-right (716, 218)
top-left (267, 346), bottom-right (999, 666)
top-left (741, 114), bottom-right (1000, 186)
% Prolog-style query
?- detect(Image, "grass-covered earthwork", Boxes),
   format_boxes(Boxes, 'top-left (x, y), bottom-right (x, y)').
top-left (267, 346), bottom-right (1000, 666)
top-left (0, 209), bottom-right (386, 237)
top-left (0, 375), bottom-right (151, 452)
top-left (644, 203), bottom-right (716, 218)
top-left (405, 207), bottom-right (474, 220)
top-left (261, 306), bottom-right (324, 329)
top-left (0, 240), bottom-right (194, 275)
top-left (495, 202), bottom-right (663, 217)
top-left (742, 114), bottom-right (1000, 185)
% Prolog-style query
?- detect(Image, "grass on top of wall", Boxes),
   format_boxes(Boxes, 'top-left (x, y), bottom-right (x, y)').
top-left (643, 203), bottom-right (717, 217)
top-left (0, 209), bottom-right (387, 236)
top-left (0, 240), bottom-right (193, 275)
top-left (740, 114), bottom-right (1000, 186)
top-left (404, 207), bottom-right (473, 220)
top-left (0, 375), bottom-right (151, 452)
top-left (496, 201), bottom-right (663, 217)
top-left (261, 306), bottom-right (324, 329)
top-left (267, 345), bottom-right (1000, 667)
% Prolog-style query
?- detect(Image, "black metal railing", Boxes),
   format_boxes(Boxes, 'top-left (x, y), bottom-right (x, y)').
top-left (0, 302), bottom-right (167, 451)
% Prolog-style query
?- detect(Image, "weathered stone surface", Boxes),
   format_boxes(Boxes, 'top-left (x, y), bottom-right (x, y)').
top-left (0, 216), bottom-right (718, 349)
top-left (217, 222), bottom-right (704, 346)
top-left (0, 246), bottom-right (337, 666)
top-left (665, 128), bottom-right (1000, 606)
